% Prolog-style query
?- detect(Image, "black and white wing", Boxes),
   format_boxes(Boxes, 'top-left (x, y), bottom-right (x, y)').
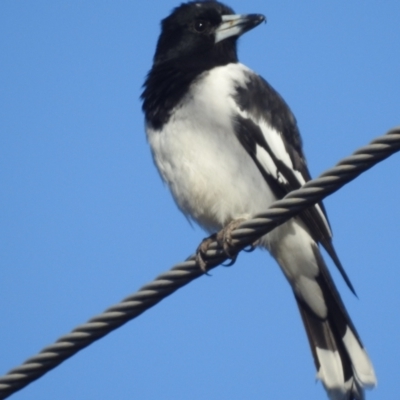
top-left (232, 69), bottom-right (355, 294)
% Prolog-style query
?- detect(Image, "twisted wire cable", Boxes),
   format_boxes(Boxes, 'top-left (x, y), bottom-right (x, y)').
top-left (0, 127), bottom-right (399, 399)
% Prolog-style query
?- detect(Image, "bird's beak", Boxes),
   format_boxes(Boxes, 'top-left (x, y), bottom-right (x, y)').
top-left (215, 14), bottom-right (266, 44)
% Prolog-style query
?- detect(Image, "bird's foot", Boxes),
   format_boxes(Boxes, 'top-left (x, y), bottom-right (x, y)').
top-left (196, 234), bottom-right (217, 273)
top-left (196, 218), bottom-right (256, 272)
top-left (216, 218), bottom-right (247, 266)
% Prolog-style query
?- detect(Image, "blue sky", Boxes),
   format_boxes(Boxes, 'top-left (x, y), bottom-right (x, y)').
top-left (1, 1), bottom-right (399, 399)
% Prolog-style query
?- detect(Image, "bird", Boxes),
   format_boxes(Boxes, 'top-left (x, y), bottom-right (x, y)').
top-left (141, 1), bottom-right (376, 399)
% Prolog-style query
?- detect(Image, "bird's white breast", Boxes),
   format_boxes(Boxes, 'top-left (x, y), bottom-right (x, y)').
top-left (146, 63), bottom-right (276, 232)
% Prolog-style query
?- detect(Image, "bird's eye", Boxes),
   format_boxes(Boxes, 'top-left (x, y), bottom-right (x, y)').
top-left (194, 19), bottom-right (208, 32)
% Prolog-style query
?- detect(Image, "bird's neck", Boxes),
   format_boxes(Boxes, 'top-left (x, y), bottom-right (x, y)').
top-left (141, 60), bottom-right (215, 130)
top-left (142, 44), bottom-right (238, 130)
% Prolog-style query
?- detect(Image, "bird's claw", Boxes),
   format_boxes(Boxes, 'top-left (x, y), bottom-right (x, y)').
top-left (196, 218), bottom-right (252, 272)
top-left (243, 239), bottom-right (260, 253)
top-left (196, 234), bottom-right (217, 273)
top-left (216, 218), bottom-right (247, 266)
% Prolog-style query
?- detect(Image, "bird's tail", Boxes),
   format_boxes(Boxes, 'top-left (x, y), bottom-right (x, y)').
top-left (295, 248), bottom-right (376, 400)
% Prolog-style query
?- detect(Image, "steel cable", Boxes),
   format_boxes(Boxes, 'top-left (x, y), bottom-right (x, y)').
top-left (0, 126), bottom-right (399, 399)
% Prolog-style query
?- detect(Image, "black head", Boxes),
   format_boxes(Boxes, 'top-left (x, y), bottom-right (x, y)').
top-left (142, 1), bottom-right (265, 129)
top-left (153, 1), bottom-right (265, 68)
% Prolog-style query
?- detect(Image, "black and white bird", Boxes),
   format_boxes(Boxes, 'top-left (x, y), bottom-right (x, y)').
top-left (141, 1), bottom-right (376, 399)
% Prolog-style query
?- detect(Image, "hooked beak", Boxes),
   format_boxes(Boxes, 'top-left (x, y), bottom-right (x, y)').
top-left (215, 13), bottom-right (266, 43)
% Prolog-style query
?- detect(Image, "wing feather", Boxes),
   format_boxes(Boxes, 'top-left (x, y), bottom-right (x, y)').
top-left (233, 70), bottom-right (355, 294)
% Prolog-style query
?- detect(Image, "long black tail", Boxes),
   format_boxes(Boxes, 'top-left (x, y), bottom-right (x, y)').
top-left (295, 248), bottom-right (376, 399)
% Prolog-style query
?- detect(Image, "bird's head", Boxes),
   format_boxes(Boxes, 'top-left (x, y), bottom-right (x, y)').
top-left (153, 1), bottom-right (265, 68)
